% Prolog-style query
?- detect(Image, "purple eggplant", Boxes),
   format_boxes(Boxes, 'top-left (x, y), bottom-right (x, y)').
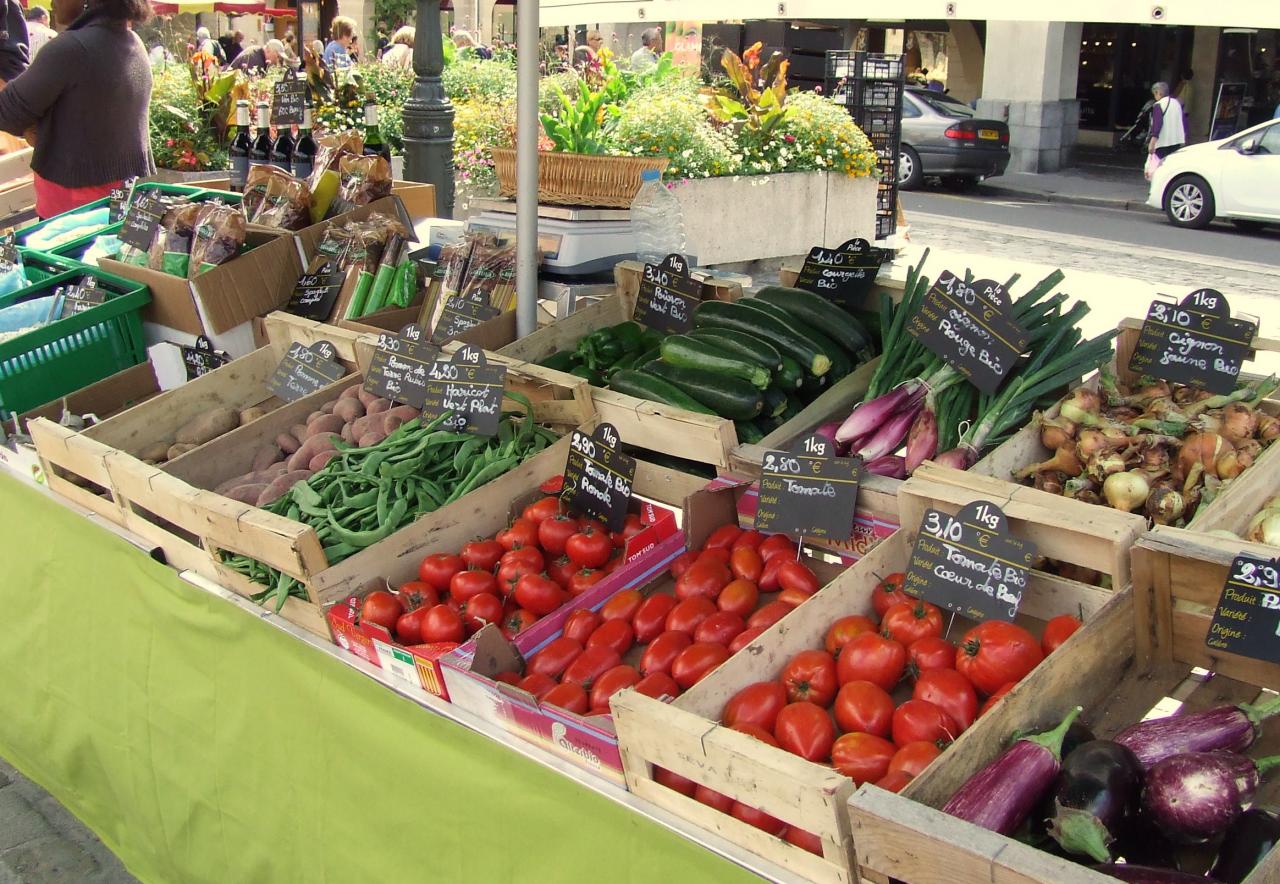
top-left (1210, 807), bottom-right (1280, 884)
top-left (1114, 695), bottom-right (1280, 768)
top-left (1091, 864), bottom-right (1223, 883)
top-left (1142, 751), bottom-right (1280, 842)
top-left (943, 706), bottom-right (1081, 835)
top-left (1047, 740), bottom-right (1144, 862)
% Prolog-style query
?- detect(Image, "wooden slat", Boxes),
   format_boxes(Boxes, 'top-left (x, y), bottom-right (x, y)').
top-left (590, 388), bottom-right (736, 469)
top-left (260, 311), bottom-right (379, 373)
top-left (493, 294), bottom-right (629, 364)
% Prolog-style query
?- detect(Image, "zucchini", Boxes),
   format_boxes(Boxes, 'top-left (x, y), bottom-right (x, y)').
top-left (569, 364), bottom-right (604, 385)
top-left (688, 329), bottom-right (783, 372)
top-left (693, 300), bottom-right (834, 377)
top-left (762, 385), bottom-right (789, 418)
top-left (643, 360), bottom-right (763, 420)
top-left (755, 285), bottom-right (876, 359)
top-left (783, 394), bottom-right (804, 419)
top-left (608, 369), bottom-right (717, 415)
top-left (660, 335), bottom-right (771, 389)
top-left (776, 355), bottom-right (804, 390)
top-left (754, 413), bottom-right (785, 435)
top-left (538, 350), bottom-right (581, 372)
top-left (799, 371), bottom-right (827, 399)
top-left (736, 298), bottom-right (854, 365)
top-left (733, 420), bottom-right (764, 444)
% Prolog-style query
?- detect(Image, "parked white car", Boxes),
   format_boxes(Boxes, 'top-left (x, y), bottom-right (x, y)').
top-left (1147, 119), bottom-right (1280, 229)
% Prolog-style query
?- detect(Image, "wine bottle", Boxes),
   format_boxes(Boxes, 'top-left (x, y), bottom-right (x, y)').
top-left (292, 106), bottom-right (316, 181)
top-left (362, 100), bottom-right (391, 162)
top-left (228, 100), bottom-right (252, 192)
top-left (272, 121), bottom-right (295, 171)
top-left (250, 100), bottom-right (272, 169)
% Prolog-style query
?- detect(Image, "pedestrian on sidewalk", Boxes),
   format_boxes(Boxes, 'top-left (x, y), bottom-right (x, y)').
top-left (1147, 81), bottom-right (1186, 160)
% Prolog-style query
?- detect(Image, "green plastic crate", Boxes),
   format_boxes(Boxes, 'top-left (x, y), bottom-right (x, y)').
top-left (13, 251), bottom-right (83, 284)
top-left (0, 267), bottom-right (150, 416)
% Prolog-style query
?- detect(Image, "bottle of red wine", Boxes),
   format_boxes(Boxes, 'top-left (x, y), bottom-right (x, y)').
top-left (228, 100), bottom-right (252, 192)
top-left (250, 100), bottom-right (272, 169)
top-left (272, 118), bottom-right (295, 171)
top-left (362, 100), bottom-right (391, 162)
top-left (292, 105), bottom-right (316, 181)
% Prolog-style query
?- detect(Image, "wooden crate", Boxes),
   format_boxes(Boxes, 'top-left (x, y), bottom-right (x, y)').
top-left (610, 465), bottom-right (1143, 884)
top-left (847, 527), bottom-right (1280, 884)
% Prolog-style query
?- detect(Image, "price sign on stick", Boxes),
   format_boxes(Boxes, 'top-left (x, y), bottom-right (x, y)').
top-left (431, 293), bottom-right (501, 344)
top-left (267, 340), bottom-right (346, 402)
top-left (903, 500), bottom-right (1036, 622)
top-left (285, 262), bottom-right (346, 321)
top-left (180, 335), bottom-right (231, 380)
top-left (1205, 554), bottom-right (1280, 664)
top-left (363, 323), bottom-right (439, 408)
top-left (907, 271), bottom-right (1028, 395)
top-left (118, 193), bottom-right (168, 252)
top-left (561, 423), bottom-right (636, 532)
top-left (420, 345), bottom-right (507, 437)
top-left (1128, 289), bottom-right (1257, 396)
top-left (635, 253), bottom-right (700, 335)
top-left (793, 239), bottom-right (885, 307)
top-left (271, 78), bottom-right (307, 126)
top-left (754, 433), bottom-right (862, 542)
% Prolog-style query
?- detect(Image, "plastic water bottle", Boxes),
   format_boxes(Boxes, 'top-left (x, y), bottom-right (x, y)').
top-left (630, 169), bottom-right (687, 266)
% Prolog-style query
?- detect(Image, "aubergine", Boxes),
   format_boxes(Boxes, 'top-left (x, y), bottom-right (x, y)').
top-left (1114, 695), bottom-right (1280, 768)
top-left (1210, 807), bottom-right (1280, 884)
top-left (1027, 720), bottom-right (1099, 838)
top-left (942, 707), bottom-right (1081, 835)
top-left (1142, 751), bottom-right (1280, 843)
top-left (1110, 812), bottom-right (1185, 870)
top-left (1047, 740), bottom-right (1144, 862)
top-left (1091, 864), bottom-right (1224, 883)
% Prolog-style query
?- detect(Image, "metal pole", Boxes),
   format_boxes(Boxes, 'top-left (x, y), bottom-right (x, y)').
top-left (514, 0), bottom-right (539, 337)
top-left (402, 0), bottom-right (455, 219)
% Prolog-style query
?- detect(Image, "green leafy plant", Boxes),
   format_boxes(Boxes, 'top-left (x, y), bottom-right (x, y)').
top-left (607, 87), bottom-right (737, 179)
top-left (443, 56), bottom-right (516, 103)
top-left (540, 79), bottom-right (619, 154)
top-left (707, 42), bottom-right (789, 135)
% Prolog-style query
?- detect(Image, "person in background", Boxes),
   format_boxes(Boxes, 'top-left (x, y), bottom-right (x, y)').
top-left (1148, 80), bottom-right (1186, 160)
top-left (349, 34), bottom-right (359, 62)
top-left (309, 38), bottom-right (323, 60)
top-left (24, 7), bottom-right (54, 59)
top-left (323, 16), bottom-right (355, 69)
top-left (1175, 68), bottom-right (1194, 113)
top-left (193, 25), bottom-right (223, 63)
top-left (220, 29), bottom-right (243, 64)
top-left (0, 0), bottom-right (153, 218)
top-left (630, 28), bottom-right (659, 71)
top-left (381, 26), bottom-right (413, 70)
top-left (148, 41), bottom-right (173, 67)
top-left (572, 45), bottom-right (592, 68)
top-left (230, 37), bottom-right (283, 72)
top-left (586, 29), bottom-right (604, 55)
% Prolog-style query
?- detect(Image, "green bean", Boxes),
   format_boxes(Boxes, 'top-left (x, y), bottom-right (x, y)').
top-left (327, 499), bottom-right (409, 548)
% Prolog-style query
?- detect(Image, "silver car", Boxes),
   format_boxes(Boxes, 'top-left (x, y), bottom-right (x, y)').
top-left (899, 88), bottom-right (1010, 190)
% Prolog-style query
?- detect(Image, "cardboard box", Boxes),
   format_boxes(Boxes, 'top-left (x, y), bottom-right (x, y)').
top-left (293, 195), bottom-right (419, 270)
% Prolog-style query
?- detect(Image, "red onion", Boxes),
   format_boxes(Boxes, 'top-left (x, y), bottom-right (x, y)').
top-left (933, 447), bottom-right (975, 470)
top-left (865, 455), bottom-right (907, 478)
top-left (855, 404), bottom-right (920, 462)
top-left (904, 407), bottom-right (938, 474)
top-left (836, 382), bottom-right (923, 445)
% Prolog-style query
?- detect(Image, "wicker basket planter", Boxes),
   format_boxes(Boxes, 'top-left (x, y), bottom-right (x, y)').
top-left (492, 149), bottom-right (668, 208)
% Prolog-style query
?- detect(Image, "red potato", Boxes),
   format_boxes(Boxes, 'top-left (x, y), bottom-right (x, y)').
top-left (290, 424), bottom-right (310, 444)
top-left (382, 405), bottom-right (419, 435)
top-left (224, 483), bottom-right (268, 504)
top-left (357, 431), bottom-right (388, 447)
top-left (305, 414), bottom-right (345, 438)
top-left (341, 383), bottom-right (362, 400)
top-left (366, 398), bottom-right (391, 415)
top-left (213, 463), bottom-right (287, 494)
top-left (320, 400), bottom-right (336, 414)
top-left (287, 434), bottom-right (337, 471)
top-left (256, 470), bottom-right (312, 506)
top-left (306, 410), bottom-right (325, 424)
top-left (251, 444), bottom-right (280, 472)
top-left (341, 424), bottom-right (355, 443)
top-left (275, 433), bottom-right (301, 455)
top-left (309, 451), bottom-right (338, 472)
top-left (332, 398), bottom-right (365, 423)
top-left (356, 386), bottom-right (379, 407)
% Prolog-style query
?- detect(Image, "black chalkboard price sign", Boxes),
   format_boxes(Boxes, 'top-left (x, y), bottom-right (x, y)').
top-left (0, 235), bottom-right (19, 268)
top-left (267, 340), bottom-right (346, 403)
top-left (108, 185), bottom-right (130, 223)
top-left (903, 500), bottom-right (1036, 622)
top-left (271, 78), bottom-right (307, 126)
top-left (793, 238), bottom-right (885, 306)
top-left (118, 193), bottom-right (168, 252)
top-left (363, 323), bottom-right (439, 408)
top-left (1128, 289), bottom-right (1257, 396)
top-left (1205, 554), bottom-right (1280, 665)
top-left (420, 345), bottom-right (508, 437)
top-left (634, 253), bottom-right (700, 335)
top-left (285, 262), bottom-right (346, 321)
top-left (561, 422), bottom-right (636, 533)
top-left (907, 271), bottom-right (1028, 395)
top-left (754, 433), bottom-right (862, 542)
top-left (430, 294), bottom-right (501, 345)
top-left (58, 278), bottom-right (108, 319)
top-left (180, 335), bottom-right (231, 380)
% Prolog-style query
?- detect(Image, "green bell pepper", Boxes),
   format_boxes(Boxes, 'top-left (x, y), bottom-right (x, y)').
top-left (609, 320), bottom-right (647, 353)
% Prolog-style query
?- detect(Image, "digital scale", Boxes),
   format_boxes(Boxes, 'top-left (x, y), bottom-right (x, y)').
top-left (465, 199), bottom-right (640, 276)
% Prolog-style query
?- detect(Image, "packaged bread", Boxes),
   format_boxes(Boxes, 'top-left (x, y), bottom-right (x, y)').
top-left (187, 205), bottom-right (247, 278)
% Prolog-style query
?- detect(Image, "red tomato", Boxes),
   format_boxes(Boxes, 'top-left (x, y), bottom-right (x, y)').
top-left (913, 668), bottom-right (978, 733)
top-left (703, 523), bottom-right (743, 550)
top-left (546, 555), bottom-right (576, 589)
top-left (587, 618), bottom-right (635, 656)
top-left (758, 534), bottom-right (798, 562)
top-left (730, 723), bottom-right (779, 747)
top-left (956, 621), bottom-right (1044, 696)
top-left (518, 672), bottom-right (557, 699)
top-left (460, 539), bottom-right (503, 572)
top-left (881, 600), bottom-right (944, 646)
top-left (494, 670), bottom-right (521, 686)
top-left (497, 518), bottom-right (539, 551)
top-left (729, 547), bottom-right (764, 583)
top-left (778, 587), bottom-right (814, 608)
top-left (610, 513), bottom-right (646, 549)
top-left (825, 615), bottom-right (878, 658)
top-left (731, 801), bottom-right (786, 836)
top-left (590, 664), bottom-right (641, 709)
top-left (397, 580), bottom-right (439, 612)
top-left (450, 569), bottom-right (499, 605)
top-left (731, 529), bottom-right (764, 550)
top-left (639, 630), bottom-right (692, 677)
top-left (360, 590), bottom-right (404, 630)
top-left (500, 546), bottom-right (544, 571)
top-left (693, 785), bottom-right (734, 813)
top-left (747, 600), bottom-right (794, 631)
top-left (665, 595), bottom-right (718, 635)
top-left (979, 682), bottom-right (1017, 717)
top-left (521, 495), bottom-right (563, 525)
top-left (514, 573), bottom-right (568, 616)
top-left (537, 514), bottom-right (579, 556)
top-left (833, 680), bottom-right (895, 738)
top-left (759, 555), bottom-right (785, 593)
top-left (907, 636), bottom-right (956, 676)
top-left (836, 632), bottom-right (907, 691)
top-left (600, 546), bottom-right (625, 575)
top-left (566, 526), bottom-right (613, 569)
top-left (875, 770), bottom-right (915, 793)
top-left (1042, 614), bottom-right (1083, 655)
top-left (696, 547), bottom-right (731, 567)
top-left (892, 699), bottom-right (959, 747)
top-left (462, 592), bottom-right (504, 633)
top-left (778, 560), bottom-right (820, 595)
top-left (601, 589), bottom-right (643, 622)
top-left (670, 642), bottom-right (731, 689)
top-left (782, 649), bottom-right (839, 706)
top-left (722, 680), bottom-right (788, 732)
top-left (632, 593), bottom-right (678, 643)
top-left (694, 611), bottom-right (746, 646)
top-left (542, 681), bottom-right (589, 714)
top-left (675, 560), bottom-right (732, 601)
top-left (634, 671), bottom-right (680, 701)
top-left (500, 607), bottom-right (537, 640)
top-left (395, 607), bottom-right (427, 644)
top-left (576, 517), bottom-right (608, 535)
top-left (496, 559), bottom-right (540, 597)
top-left (784, 827), bottom-right (823, 856)
top-left (568, 569), bottom-right (607, 597)
top-left (774, 701), bottom-right (836, 762)
top-left (831, 732), bottom-right (897, 785)
top-left (528, 636), bottom-right (584, 680)
top-left (871, 572), bottom-right (911, 618)
top-left (418, 553), bottom-right (464, 591)
top-left (563, 609), bottom-right (601, 645)
top-left (669, 550), bottom-right (699, 580)
top-left (654, 766), bottom-right (696, 797)
top-left (717, 579), bottom-right (759, 618)
top-left (561, 646), bottom-right (623, 690)
top-left (729, 625), bottom-right (767, 654)
top-left (888, 741), bottom-right (942, 778)
top-left (419, 604), bottom-right (465, 643)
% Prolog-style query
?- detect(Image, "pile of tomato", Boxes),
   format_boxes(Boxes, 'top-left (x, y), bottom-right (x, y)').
top-left (650, 573), bottom-right (1084, 853)
top-left (490, 522), bottom-right (824, 717)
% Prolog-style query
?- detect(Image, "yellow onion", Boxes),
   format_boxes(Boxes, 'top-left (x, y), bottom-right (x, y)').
top-left (1174, 386), bottom-right (1214, 406)
top-left (1016, 446), bottom-right (1083, 480)
top-left (1039, 415), bottom-right (1077, 452)
top-left (1220, 403), bottom-right (1260, 445)
top-left (1077, 428), bottom-right (1129, 461)
top-left (1215, 448), bottom-right (1254, 480)
top-left (1087, 452), bottom-right (1128, 483)
top-left (1145, 486), bottom-right (1185, 525)
top-left (1246, 511), bottom-right (1280, 546)
top-left (1033, 470), bottom-right (1065, 495)
top-left (1122, 380), bottom-right (1171, 406)
top-left (1059, 388), bottom-right (1104, 427)
top-left (1106, 406), bottom-right (1143, 422)
top-left (1261, 494), bottom-right (1280, 517)
top-left (1258, 413), bottom-right (1280, 442)
top-left (1104, 470), bottom-right (1151, 512)
top-left (1177, 432), bottom-right (1233, 480)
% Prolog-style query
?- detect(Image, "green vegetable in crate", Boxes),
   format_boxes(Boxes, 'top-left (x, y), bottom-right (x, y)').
top-left (609, 369), bottom-right (717, 415)
top-left (693, 300), bottom-right (834, 377)
top-left (576, 327), bottom-right (624, 370)
top-left (660, 335), bottom-right (771, 389)
top-left (569, 364), bottom-right (603, 385)
top-left (734, 420), bottom-right (764, 444)
top-left (754, 285), bottom-right (876, 360)
top-left (609, 320), bottom-right (646, 353)
top-left (734, 299), bottom-right (854, 378)
top-left (538, 350), bottom-right (581, 372)
top-left (687, 329), bottom-right (783, 373)
top-left (643, 360), bottom-right (763, 420)
top-left (761, 386), bottom-right (789, 419)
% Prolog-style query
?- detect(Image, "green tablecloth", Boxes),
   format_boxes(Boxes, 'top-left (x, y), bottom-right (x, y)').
top-left (0, 474), bottom-right (755, 883)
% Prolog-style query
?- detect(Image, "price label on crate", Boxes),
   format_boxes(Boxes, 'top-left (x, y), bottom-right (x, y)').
top-left (271, 78), bottom-right (307, 126)
top-left (108, 185), bottom-right (130, 223)
top-left (180, 335), bottom-right (231, 380)
top-left (58, 278), bottom-right (108, 318)
top-left (267, 340), bottom-right (346, 403)
top-left (1128, 289), bottom-right (1257, 396)
top-left (903, 500), bottom-right (1036, 622)
top-left (907, 271), bottom-right (1027, 395)
top-left (420, 345), bottom-right (507, 437)
top-left (363, 323), bottom-right (439, 408)
top-left (1205, 554), bottom-right (1280, 664)
top-left (284, 262), bottom-right (346, 322)
top-left (0, 235), bottom-right (19, 269)
top-left (561, 422), bottom-right (636, 533)
top-left (754, 434), bottom-right (862, 542)
top-left (431, 293), bottom-right (501, 345)
top-left (793, 239), bottom-right (885, 307)
top-left (118, 193), bottom-right (168, 252)
top-left (634, 253), bottom-right (700, 335)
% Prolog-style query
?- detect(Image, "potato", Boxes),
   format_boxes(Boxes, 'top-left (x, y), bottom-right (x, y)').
top-left (309, 450), bottom-right (338, 471)
top-left (215, 463), bottom-right (290, 495)
top-left (366, 398), bottom-right (391, 415)
top-left (320, 400), bottom-right (336, 414)
top-left (138, 441), bottom-right (171, 463)
top-left (332, 398), bottom-right (365, 423)
top-left (174, 406), bottom-right (239, 445)
top-left (306, 410), bottom-right (325, 425)
top-left (238, 406), bottom-right (268, 426)
top-left (305, 414), bottom-right (345, 438)
top-left (357, 431), bottom-right (388, 447)
top-left (287, 434), bottom-right (337, 471)
top-left (341, 424), bottom-right (355, 443)
top-left (276, 433), bottom-right (300, 455)
top-left (349, 414), bottom-right (376, 441)
top-left (251, 444), bottom-right (281, 472)
top-left (290, 424), bottom-right (310, 445)
top-left (225, 483), bottom-right (268, 505)
top-left (356, 386), bottom-right (378, 407)
top-left (167, 442), bottom-right (197, 460)
top-left (256, 471), bottom-right (312, 507)
top-left (341, 384), bottom-right (363, 400)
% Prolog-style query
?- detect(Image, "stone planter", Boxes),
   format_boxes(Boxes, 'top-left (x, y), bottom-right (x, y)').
top-left (667, 171), bottom-right (878, 266)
